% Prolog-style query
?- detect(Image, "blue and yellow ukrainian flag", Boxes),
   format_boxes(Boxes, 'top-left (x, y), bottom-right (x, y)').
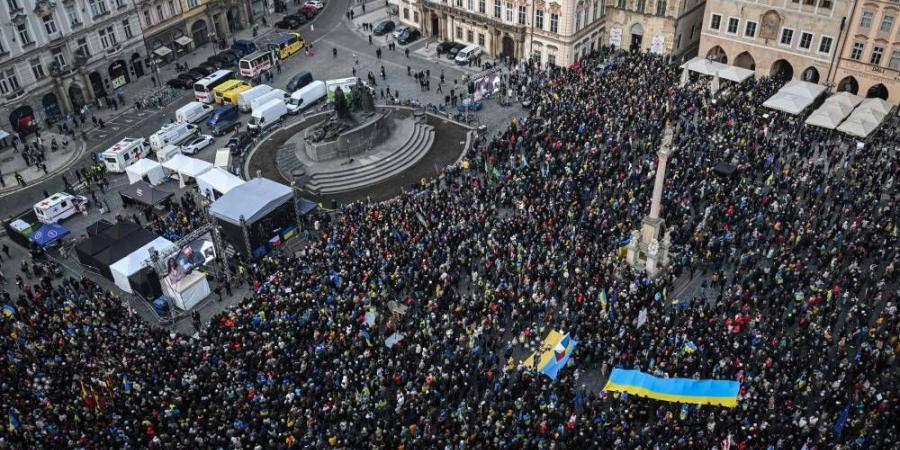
top-left (7, 408), bottom-right (19, 432)
top-left (522, 330), bottom-right (578, 381)
top-left (603, 368), bottom-right (740, 407)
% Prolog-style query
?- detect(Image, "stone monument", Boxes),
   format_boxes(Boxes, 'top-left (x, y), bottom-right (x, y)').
top-left (304, 80), bottom-right (391, 161)
top-left (626, 125), bottom-right (674, 277)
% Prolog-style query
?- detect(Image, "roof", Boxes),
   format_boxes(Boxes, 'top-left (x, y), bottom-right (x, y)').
top-left (716, 66), bottom-right (754, 83)
top-left (110, 236), bottom-right (175, 277)
top-left (779, 80), bottom-right (827, 100)
top-left (118, 181), bottom-right (174, 206)
top-left (762, 92), bottom-right (812, 115)
top-left (680, 56), bottom-right (728, 76)
top-left (125, 158), bottom-right (163, 176)
top-left (197, 168), bottom-right (245, 196)
top-left (106, 137), bottom-right (143, 154)
top-left (161, 154), bottom-right (213, 178)
top-left (30, 223), bottom-right (70, 247)
top-left (75, 221), bottom-right (158, 267)
top-left (209, 177), bottom-right (293, 225)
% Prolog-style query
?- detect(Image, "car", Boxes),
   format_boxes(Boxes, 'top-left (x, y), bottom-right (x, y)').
top-left (181, 134), bottom-right (214, 155)
top-left (392, 25), bottom-right (410, 40)
top-left (304, 0), bottom-right (324, 10)
top-left (275, 18), bottom-right (302, 30)
top-left (284, 14), bottom-right (307, 25)
top-left (230, 40), bottom-right (257, 57)
top-left (373, 20), bottom-right (395, 36)
top-left (211, 52), bottom-right (238, 67)
top-left (436, 41), bottom-right (456, 55)
top-left (298, 4), bottom-right (318, 17)
top-left (446, 43), bottom-right (466, 59)
top-left (396, 28), bottom-right (420, 45)
top-left (227, 132), bottom-right (253, 155)
top-left (286, 71), bottom-right (313, 92)
top-left (192, 65), bottom-right (214, 76)
top-left (167, 77), bottom-right (193, 89)
top-left (186, 69), bottom-right (207, 80)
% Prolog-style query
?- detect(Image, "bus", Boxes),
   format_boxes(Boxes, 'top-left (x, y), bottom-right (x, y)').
top-left (194, 69), bottom-right (235, 103)
top-left (212, 80), bottom-right (249, 104)
top-left (270, 33), bottom-right (304, 61)
top-left (239, 51), bottom-right (276, 78)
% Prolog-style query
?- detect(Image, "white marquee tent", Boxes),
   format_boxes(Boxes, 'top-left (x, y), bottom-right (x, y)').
top-left (196, 168), bottom-right (246, 201)
top-left (162, 154), bottom-right (213, 187)
top-left (125, 158), bottom-right (168, 186)
top-left (837, 98), bottom-right (895, 138)
top-left (680, 56), bottom-right (728, 76)
top-left (805, 92), bottom-right (865, 130)
top-left (109, 236), bottom-right (175, 294)
top-left (763, 80), bottom-right (827, 115)
top-left (716, 66), bottom-right (754, 83)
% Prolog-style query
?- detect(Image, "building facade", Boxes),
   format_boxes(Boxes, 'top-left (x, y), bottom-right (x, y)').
top-left (138, 0), bottom-right (187, 63)
top-left (698, 0), bottom-right (853, 85)
top-left (399, 0), bottom-right (606, 67)
top-left (604, 0), bottom-right (705, 61)
top-left (0, 0), bottom-right (144, 132)
top-left (832, 0), bottom-right (900, 103)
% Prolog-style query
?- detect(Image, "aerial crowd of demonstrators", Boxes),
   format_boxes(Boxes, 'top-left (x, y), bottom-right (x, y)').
top-left (1, 47), bottom-right (898, 449)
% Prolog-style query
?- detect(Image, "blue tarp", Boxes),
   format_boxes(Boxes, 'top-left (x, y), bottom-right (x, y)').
top-left (30, 223), bottom-right (70, 247)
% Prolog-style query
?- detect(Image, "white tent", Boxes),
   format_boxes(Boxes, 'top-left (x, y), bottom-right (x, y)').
top-left (109, 236), bottom-right (174, 294)
top-left (763, 92), bottom-right (813, 115)
top-left (837, 115), bottom-right (881, 138)
top-left (805, 107), bottom-right (846, 130)
top-left (826, 92), bottom-right (865, 113)
top-left (779, 80), bottom-right (828, 100)
top-left (716, 66), bottom-right (754, 83)
top-left (125, 158), bottom-right (168, 186)
top-left (680, 56), bottom-right (728, 76)
top-left (857, 98), bottom-right (893, 115)
top-left (837, 97), bottom-right (894, 138)
top-left (161, 154), bottom-right (213, 187)
top-left (196, 168), bottom-right (245, 201)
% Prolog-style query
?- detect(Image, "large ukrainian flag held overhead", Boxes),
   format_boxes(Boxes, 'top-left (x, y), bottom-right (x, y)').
top-left (522, 330), bottom-right (578, 381)
top-left (603, 368), bottom-right (741, 407)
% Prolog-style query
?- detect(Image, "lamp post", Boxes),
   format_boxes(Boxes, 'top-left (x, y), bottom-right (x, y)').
top-left (210, 32), bottom-right (218, 58)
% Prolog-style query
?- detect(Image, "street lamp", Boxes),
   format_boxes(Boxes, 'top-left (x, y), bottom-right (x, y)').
top-left (209, 32), bottom-right (218, 57)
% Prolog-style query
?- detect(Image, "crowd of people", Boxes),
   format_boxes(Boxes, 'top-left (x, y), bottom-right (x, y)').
top-left (2, 48), bottom-right (898, 449)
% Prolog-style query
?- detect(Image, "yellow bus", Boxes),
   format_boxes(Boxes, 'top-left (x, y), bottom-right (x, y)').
top-left (212, 80), bottom-right (248, 104)
top-left (222, 82), bottom-right (252, 105)
top-left (270, 33), bottom-right (304, 61)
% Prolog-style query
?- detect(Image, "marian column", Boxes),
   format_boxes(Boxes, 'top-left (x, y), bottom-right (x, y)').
top-left (627, 125), bottom-right (674, 277)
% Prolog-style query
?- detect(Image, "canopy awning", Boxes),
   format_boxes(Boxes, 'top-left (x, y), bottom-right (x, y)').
top-left (153, 46), bottom-right (172, 57)
top-left (209, 177), bottom-right (293, 225)
top-left (779, 80), bottom-right (827, 100)
top-left (680, 56), bottom-right (728, 76)
top-left (118, 180), bottom-right (174, 206)
top-left (836, 98), bottom-right (894, 138)
top-left (762, 92), bottom-right (812, 115)
top-left (162, 154), bottom-right (213, 178)
top-left (716, 66), bottom-right (754, 83)
top-left (196, 167), bottom-right (245, 198)
top-left (30, 223), bottom-right (70, 247)
top-left (837, 116), bottom-right (880, 138)
top-left (175, 36), bottom-right (193, 47)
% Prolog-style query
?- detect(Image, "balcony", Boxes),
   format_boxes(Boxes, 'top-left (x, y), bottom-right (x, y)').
top-left (423, 0), bottom-right (527, 36)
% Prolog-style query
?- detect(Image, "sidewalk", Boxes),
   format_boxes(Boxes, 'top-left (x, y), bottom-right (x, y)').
top-left (0, 133), bottom-right (84, 194)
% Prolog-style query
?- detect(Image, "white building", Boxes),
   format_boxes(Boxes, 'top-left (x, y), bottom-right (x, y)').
top-left (0, 0), bottom-right (144, 134)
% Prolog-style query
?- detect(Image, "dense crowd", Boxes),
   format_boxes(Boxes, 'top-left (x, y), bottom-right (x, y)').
top-left (2, 48), bottom-right (898, 449)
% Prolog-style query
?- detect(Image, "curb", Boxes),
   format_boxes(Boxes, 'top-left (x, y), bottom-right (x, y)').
top-left (0, 139), bottom-right (87, 199)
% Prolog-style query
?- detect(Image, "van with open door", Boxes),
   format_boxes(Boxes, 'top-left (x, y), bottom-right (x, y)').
top-left (99, 137), bottom-right (151, 173)
top-left (34, 192), bottom-right (89, 224)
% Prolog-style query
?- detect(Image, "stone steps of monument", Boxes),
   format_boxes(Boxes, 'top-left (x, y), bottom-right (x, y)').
top-left (276, 145), bottom-right (305, 180)
top-left (308, 122), bottom-right (428, 182)
top-left (306, 123), bottom-right (434, 193)
top-left (312, 128), bottom-right (434, 194)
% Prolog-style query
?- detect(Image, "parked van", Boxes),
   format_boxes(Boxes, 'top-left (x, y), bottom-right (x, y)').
top-left (248, 99), bottom-right (287, 132)
top-left (455, 44), bottom-right (482, 65)
top-left (237, 84), bottom-right (273, 112)
top-left (175, 101), bottom-right (215, 124)
top-left (34, 192), bottom-right (89, 224)
top-left (325, 77), bottom-right (361, 102)
top-left (155, 144), bottom-right (182, 162)
top-left (286, 80), bottom-right (327, 114)
top-left (286, 71), bottom-right (314, 92)
top-left (212, 80), bottom-right (246, 104)
top-left (223, 82), bottom-right (252, 105)
top-left (99, 137), bottom-right (150, 173)
top-left (206, 104), bottom-right (241, 136)
top-left (148, 122), bottom-right (199, 152)
top-left (250, 89), bottom-right (288, 113)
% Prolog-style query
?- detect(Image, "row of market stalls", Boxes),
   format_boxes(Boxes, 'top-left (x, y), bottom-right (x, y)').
top-left (125, 154), bottom-right (245, 200)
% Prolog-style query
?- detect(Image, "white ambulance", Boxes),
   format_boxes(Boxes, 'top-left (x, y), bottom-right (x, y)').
top-left (149, 122), bottom-right (199, 152)
top-left (34, 192), bottom-right (89, 224)
top-left (100, 137), bottom-right (150, 173)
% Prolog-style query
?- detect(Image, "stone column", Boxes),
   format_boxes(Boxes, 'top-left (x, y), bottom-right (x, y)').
top-left (645, 238), bottom-right (660, 277)
top-left (649, 127), bottom-right (674, 220)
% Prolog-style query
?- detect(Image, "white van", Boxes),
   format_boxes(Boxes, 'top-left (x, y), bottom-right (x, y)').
top-left (155, 144), bottom-right (182, 162)
top-left (149, 122), bottom-right (199, 152)
top-left (34, 192), bottom-right (89, 224)
top-left (455, 44), bottom-right (482, 65)
top-left (237, 85), bottom-right (273, 113)
top-left (250, 89), bottom-right (288, 113)
top-left (325, 77), bottom-right (361, 102)
top-left (286, 81), bottom-right (327, 114)
top-left (175, 101), bottom-right (214, 124)
top-left (100, 137), bottom-right (150, 173)
top-left (248, 99), bottom-right (287, 131)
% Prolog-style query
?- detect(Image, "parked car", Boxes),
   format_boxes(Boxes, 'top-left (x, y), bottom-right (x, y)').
top-left (192, 65), bottom-right (215, 76)
top-left (186, 69), bottom-right (208, 80)
top-left (286, 71), bottom-right (314, 92)
top-left (167, 77), bottom-right (193, 89)
top-left (446, 43), bottom-right (466, 59)
top-left (304, 0), bottom-right (324, 10)
top-left (373, 20), bottom-right (395, 36)
top-left (285, 14), bottom-right (307, 25)
top-left (231, 40), bottom-right (257, 57)
top-left (436, 41), bottom-right (456, 55)
top-left (181, 134), bottom-right (214, 155)
top-left (180, 71), bottom-right (204, 82)
top-left (396, 28), bottom-right (420, 45)
top-left (227, 131), bottom-right (253, 155)
top-left (392, 25), bottom-right (410, 40)
top-left (298, 4), bottom-right (318, 17)
top-left (210, 52), bottom-right (238, 67)
top-left (275, 18), bottom-right (302, 30)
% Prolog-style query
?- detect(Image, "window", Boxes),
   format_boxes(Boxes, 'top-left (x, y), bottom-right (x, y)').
top-left (617, 0), bottom-right (625, 8)
top-left (880, 16), bottom-right (894, 33)
top-left (550, 13), bottom-right (558, 33)
top-left (532, 49), bottom-right (541, 64)
top-left (506, 2), bottom-right (513, 22)
top-left (889, 50), bottom-right (900, 70)
top-left (52, 47), bottom-right (66, 67)
top-left (850, 42), bottom-right (864, 60)
top-left (455, 0), bottom-right (461, 6)
top-left (859, 11), bottom-right (873, 28)
top-left (744, 21), bottom-right (757, 38)
top-left (547, 52), bottom-right (556, 66)
top-left (494, 0), bottom-right (501, 18)
top-left (187, 0), bottom-right (198, 8)
top-left (576, 9), bottom-right (582, 31)
top-left (818, 36), bottom-right (833, 54)
top-left (870, 46), bottom-right (883, 65)
top-left (535, 10), bottom-right (544, 29)
top-left (156, 5), bottom-right (163, 20)
top-left (65, 3), bottom-right (81, 26)
top-left (89, 0), bottom-right (108, 17)
top-left (143, 10), bottom-right (152, 26)
top-left (518, 5), bottom-right (526, 25)
top-left (0, 69), bottom-right (21, 94)
top-left (77, 37), bottom-right (90, 57)
top-left (727, 17), bottom-right (739, 34)
top-left (168, 0), bottom-right (176, 15)
top-left (123, 19), bottom-right (133, 39)
top-left (479, 0), bottom-right (485, 13)
top-left (115, 0), bottom-right (125, 7)
top-left (779, 28), bottom-right (793, 46)
top-left (820, 0), bottom-right (833, 9)
top-left (43, 15), bottom-right (58, 36)
top-left (413, 11), bottom-right (418, 22)
top-left (798, 32), bottom-right (813, 50)
top-left (6, 0), bottom-right (20, 11)
top-left (636, 0), bottom-right (645, 13)
top-left (403, 8), bottom-right (408, 19)
top-left (467, 0), bottom-right (473, 10)
top-left (478, 33), bottom-right (485, 46)
top-left (456, 26), bottom-right (462, 39)
top-left (656, 0), bottom-right (666, 16)
top-left (710, 14), bottom-right (721, 31)
top-left (593, 0), bottom-right (600, 20)
top-left (467, 30), bottom-right (473, 42)
top-left (16, 23), bottom-right (32, 45)
top-left (99, 26), bottom-right (117, 49)
top-left (31, 58), bottom-right (46, 80)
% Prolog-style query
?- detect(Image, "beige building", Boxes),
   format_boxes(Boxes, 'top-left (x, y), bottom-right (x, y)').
top-left (698, 0), bottom-right (853, 85)
top-left (397, 0), bottom-right (606, 67)
top-left (833, 0), bottom-right (900, 104)
top-left (604, 0), bottom-right (706, 61)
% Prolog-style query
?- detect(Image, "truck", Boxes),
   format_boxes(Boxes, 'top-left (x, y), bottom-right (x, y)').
top-left (250, 89), bottom-right (288, 113)
top-left (148, 122), bottom-right (199, 152)
top-left (248, 99), bottom-right (287, 132)
top-left (99, 137), bottom-right (150, 173)
top-left (236, 84), bottom-right (273, 113)
top-left (286, 80), bottom-right (327, 114)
